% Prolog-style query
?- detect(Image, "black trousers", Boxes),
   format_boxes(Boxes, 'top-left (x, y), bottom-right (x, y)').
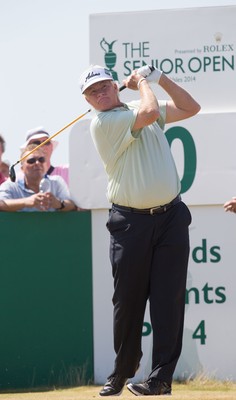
top-left (106, 200), bottom-right (192, 383)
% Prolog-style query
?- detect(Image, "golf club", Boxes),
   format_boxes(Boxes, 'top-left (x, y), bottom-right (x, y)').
top-left (9, 85), bottom-right (126, 182)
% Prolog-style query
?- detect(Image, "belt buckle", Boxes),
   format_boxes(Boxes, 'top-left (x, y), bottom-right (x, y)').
top-left (150, 205), bottom-right (162, 215)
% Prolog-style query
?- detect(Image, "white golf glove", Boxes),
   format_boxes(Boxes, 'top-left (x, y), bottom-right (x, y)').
top-left (137, 65), bottom-right (162, 84)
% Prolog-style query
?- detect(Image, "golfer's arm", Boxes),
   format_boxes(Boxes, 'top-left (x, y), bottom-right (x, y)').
top-left (159, 74), bottom-right (201, 123)
top-left (132, 80), bottom-right (160, 131)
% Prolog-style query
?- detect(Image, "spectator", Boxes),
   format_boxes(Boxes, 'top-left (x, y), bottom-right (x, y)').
top-left (0, 134), bottom-right (7, 184)
top-left (0, 144), bottom-right (76, 212)
top-left (0, 160), bottom-right (10, 179)
top-left (18, 126), bottom-right (69, 185)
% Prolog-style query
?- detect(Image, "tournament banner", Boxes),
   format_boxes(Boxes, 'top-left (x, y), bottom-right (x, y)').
top-left (89, 6), bottom-right (236, 113)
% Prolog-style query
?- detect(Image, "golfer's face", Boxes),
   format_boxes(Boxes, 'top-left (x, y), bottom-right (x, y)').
top-left (84, 80), bottom-right (120, 111)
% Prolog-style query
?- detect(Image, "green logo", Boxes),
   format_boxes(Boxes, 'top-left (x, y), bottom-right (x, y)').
top-left (100, 38), bottom-right (119, 81)
top-left (165, 126), bottom-right (197, 193)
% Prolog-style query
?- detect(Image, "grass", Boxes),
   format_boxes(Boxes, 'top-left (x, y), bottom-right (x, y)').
top-left (0, 378), bottom-right (236, 400)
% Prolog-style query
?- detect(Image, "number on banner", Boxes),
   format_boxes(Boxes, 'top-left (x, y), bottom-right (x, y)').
top-left (192, 320), bottom-right (207, 345)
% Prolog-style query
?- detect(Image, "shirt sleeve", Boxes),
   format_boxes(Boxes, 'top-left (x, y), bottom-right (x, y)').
top-left (0, 181), bottom-right (17, 199)
top-left (124, 99), bottom-right (167, 131)
top-left (157, 100), bottom-right (167, 130)
top-left (90, 107), bottom-right (138, 174)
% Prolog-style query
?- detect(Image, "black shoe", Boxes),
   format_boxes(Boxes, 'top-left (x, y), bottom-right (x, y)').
top-left (127, 378), bottom-right (171, 396)
top-left (99, 375), bottom-right (127, 396)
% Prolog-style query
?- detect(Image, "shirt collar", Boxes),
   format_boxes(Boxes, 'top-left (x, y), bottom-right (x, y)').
top-left (95, 103), bottom-right (129, 115)
top-left (18, 179), bottom-right (36, 194)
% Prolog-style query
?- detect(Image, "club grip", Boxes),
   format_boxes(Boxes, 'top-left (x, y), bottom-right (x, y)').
top-left (119, 85), bottom-right (126, 92)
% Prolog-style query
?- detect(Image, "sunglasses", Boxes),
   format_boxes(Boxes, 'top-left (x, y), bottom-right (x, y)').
top-left (31, 140), bottom-right (51, 146)
top-left (26, 156), bottom-right (46, 165)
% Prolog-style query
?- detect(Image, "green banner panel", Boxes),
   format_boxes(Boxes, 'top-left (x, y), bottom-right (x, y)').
top-left (0, 211), bottom-right (93, 391)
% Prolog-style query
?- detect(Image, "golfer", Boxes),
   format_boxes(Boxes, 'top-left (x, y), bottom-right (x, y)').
top-left (79, 64), bottom-right (200, 396)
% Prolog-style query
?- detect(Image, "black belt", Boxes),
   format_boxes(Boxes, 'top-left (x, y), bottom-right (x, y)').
top-left (112, 195), bottom-right (181, 215)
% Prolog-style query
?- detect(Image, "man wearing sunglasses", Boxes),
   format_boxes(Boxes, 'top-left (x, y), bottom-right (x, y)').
top-left (0, 145), bottom-right (76, 212)
top-left (17, 126), bottom-right (69, 185)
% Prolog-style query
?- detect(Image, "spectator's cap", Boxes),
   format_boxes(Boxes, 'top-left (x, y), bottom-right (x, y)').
top-left (20, 127), bottom-right (58, 150)
top-left (79, 65), bottom-right (113, 94)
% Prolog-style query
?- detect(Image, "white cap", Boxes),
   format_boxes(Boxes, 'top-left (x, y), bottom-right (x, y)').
top-left (79, 65), bottom-right (113, 94)
top-left (20, 127), bottom-right (58, 150)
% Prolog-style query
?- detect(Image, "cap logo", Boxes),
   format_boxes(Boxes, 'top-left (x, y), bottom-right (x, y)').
top-left (85, 71), bottom-right (100, 83)
top-left (84, 69), bottom-right (111, 83)
top-left (79, 66), bottom-right (113, 93)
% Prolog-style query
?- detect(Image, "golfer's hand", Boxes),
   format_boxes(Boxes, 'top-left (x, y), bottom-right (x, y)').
top-left (137, 65), bottom-right (162, 84)
top-left (123, 71), bottom-right (145, 91)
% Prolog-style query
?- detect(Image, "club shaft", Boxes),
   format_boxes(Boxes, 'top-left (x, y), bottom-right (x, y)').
top-left (13, 84), bottom-right (126, 167)
top-left (119, 85), bottom-right (126, 92)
